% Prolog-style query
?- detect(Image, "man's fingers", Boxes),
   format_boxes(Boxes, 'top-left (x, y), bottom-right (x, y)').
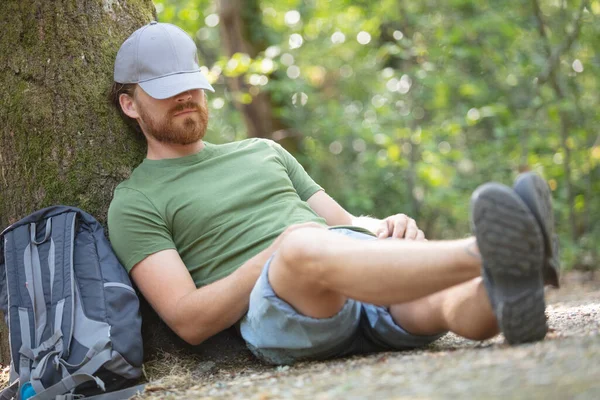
top-left (416, 229), bottom-right (426, 241)
top-left (377, 227), bottom-right (389, 239)
top-left (391, 215), bottom-right (408, 238)
top-left (407, 219), bottom-right (419, 239)
top-left (404, 218), bottom-right (418, 240)
top-left (377, 218), bottom-right (395, 239)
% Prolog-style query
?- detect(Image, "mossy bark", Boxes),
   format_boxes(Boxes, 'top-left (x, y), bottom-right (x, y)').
top-left (0, 0), bottom-right (156, 365)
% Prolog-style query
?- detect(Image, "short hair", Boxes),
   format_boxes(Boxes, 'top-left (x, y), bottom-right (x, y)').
top-left (109, 82), bottom-right (142, 135)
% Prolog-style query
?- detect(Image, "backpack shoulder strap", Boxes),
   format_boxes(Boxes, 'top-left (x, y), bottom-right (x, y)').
top-left (3, 211), bottom-right (79, 397)
top-left (44, 211), bottom-right (78, 358)
top-left (0, 379), bottom-right (19, 400)
top-left (29, 212), bottom-right (79, 395)
top-left (3, 222), bottom-right (39, 388)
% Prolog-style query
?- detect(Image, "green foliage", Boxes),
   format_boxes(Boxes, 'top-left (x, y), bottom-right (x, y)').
top-left (153, 0), bottom-right (600, 270)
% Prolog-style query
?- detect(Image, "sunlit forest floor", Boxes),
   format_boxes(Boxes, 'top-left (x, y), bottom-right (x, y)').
top-left (1, 272), bottom-right (598, 399)
top-left (131, 271), bottom-right (600, 399)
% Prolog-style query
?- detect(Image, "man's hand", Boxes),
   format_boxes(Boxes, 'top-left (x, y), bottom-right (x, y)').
top-left (376, 214), bottom-right (425, 240)
top-left (303, 191), bottom-right (425, 241)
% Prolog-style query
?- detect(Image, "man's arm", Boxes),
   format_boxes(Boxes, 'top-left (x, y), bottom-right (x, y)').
top-left (306, 190), bottom-right (425, 240)
top-left (130, 222), bottom-right (324, 345)
top-left (131, 248), bottom-right (264, 345)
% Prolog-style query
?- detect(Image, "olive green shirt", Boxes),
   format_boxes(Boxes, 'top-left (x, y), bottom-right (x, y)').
top-left (107, 138), bottom-right (326, 287)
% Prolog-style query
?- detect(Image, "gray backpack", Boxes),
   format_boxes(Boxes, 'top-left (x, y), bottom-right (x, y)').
top-left (0, 206), bottom-right (144, 399)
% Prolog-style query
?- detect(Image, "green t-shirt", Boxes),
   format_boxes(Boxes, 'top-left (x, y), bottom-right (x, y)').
top-left (107, 138), bottom-right (326, 287)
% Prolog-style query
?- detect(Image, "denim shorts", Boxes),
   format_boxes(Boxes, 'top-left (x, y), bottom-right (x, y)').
top-left (239, 228), bottom-right (446, 365)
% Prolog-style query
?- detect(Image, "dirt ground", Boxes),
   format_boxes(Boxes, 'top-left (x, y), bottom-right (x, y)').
top-left (135, 272), bottom-right (600, 400)
top-left (1, 272), bottom-right (598, 399)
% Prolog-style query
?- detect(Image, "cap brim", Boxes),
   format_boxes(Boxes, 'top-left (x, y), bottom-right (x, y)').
top-left (139, 71), bottom-right (215, 99)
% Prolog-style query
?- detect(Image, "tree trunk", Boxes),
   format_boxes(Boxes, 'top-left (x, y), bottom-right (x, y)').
top-left (0, 0), bottom-right (155, 366)
top-left (217, 0), bottom-right (298, 150)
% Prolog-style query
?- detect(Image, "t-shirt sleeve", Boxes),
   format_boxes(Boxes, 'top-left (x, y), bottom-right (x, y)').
top-left (271, 141), bottom-right (323, 201)
top-left (107, 187), bottom-right (177, 272)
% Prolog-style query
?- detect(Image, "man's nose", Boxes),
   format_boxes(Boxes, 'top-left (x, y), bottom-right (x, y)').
top-left (175, 91), bottom-right (192, 102)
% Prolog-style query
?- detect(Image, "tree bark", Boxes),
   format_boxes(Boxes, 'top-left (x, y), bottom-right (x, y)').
top-left (217, 0), bottom-right (295, 149)
top-left (0, 0), bottom-right (155, 366)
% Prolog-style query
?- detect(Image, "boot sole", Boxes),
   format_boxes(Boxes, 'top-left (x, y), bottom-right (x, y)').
top-left (471, 183), bottom-right (547, 344)
top-left (514, 172), bottom-right (560, 287)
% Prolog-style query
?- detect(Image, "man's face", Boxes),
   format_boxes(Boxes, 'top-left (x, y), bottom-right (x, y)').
top-left (131, 88), bottom-right (209, 145)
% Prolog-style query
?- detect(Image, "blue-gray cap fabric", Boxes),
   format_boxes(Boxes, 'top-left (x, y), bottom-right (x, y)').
top-left (114, 21), bottom-right (214, 99)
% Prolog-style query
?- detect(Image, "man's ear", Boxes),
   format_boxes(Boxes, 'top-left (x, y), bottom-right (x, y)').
top-left (119, 93), bottom-right (140, 119)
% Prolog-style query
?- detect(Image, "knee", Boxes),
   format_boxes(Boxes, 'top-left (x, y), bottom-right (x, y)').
top-left (275, 228), bottom-right (328, 283)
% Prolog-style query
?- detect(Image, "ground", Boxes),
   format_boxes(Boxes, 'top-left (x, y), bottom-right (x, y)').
top-left (136, 271), bottom-right (600, 399)
top-left (1, 272), bottom-right (598, 399)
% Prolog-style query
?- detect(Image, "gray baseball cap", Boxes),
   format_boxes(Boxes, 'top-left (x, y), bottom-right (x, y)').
top-left (114, 21), bottom-right (214, 99)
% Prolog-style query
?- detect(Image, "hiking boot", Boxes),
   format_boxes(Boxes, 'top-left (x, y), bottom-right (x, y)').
top-left (513, 172), bottom-right (560, 288)
top-left (471, 182), bottom-right (547, 344)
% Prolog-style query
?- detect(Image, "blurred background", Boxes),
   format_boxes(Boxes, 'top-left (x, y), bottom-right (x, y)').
top-left (153, 0), bottom-right (599, 271)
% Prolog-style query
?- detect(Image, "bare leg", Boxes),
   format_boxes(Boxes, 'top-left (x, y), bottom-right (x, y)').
top-left (268, 227), bottom-right (482, 318)
top-left (389, 277), bottom-right (499, 340)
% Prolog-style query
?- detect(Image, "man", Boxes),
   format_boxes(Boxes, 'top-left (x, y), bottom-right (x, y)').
top-left (108, 22), bottom-right (559, 365)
